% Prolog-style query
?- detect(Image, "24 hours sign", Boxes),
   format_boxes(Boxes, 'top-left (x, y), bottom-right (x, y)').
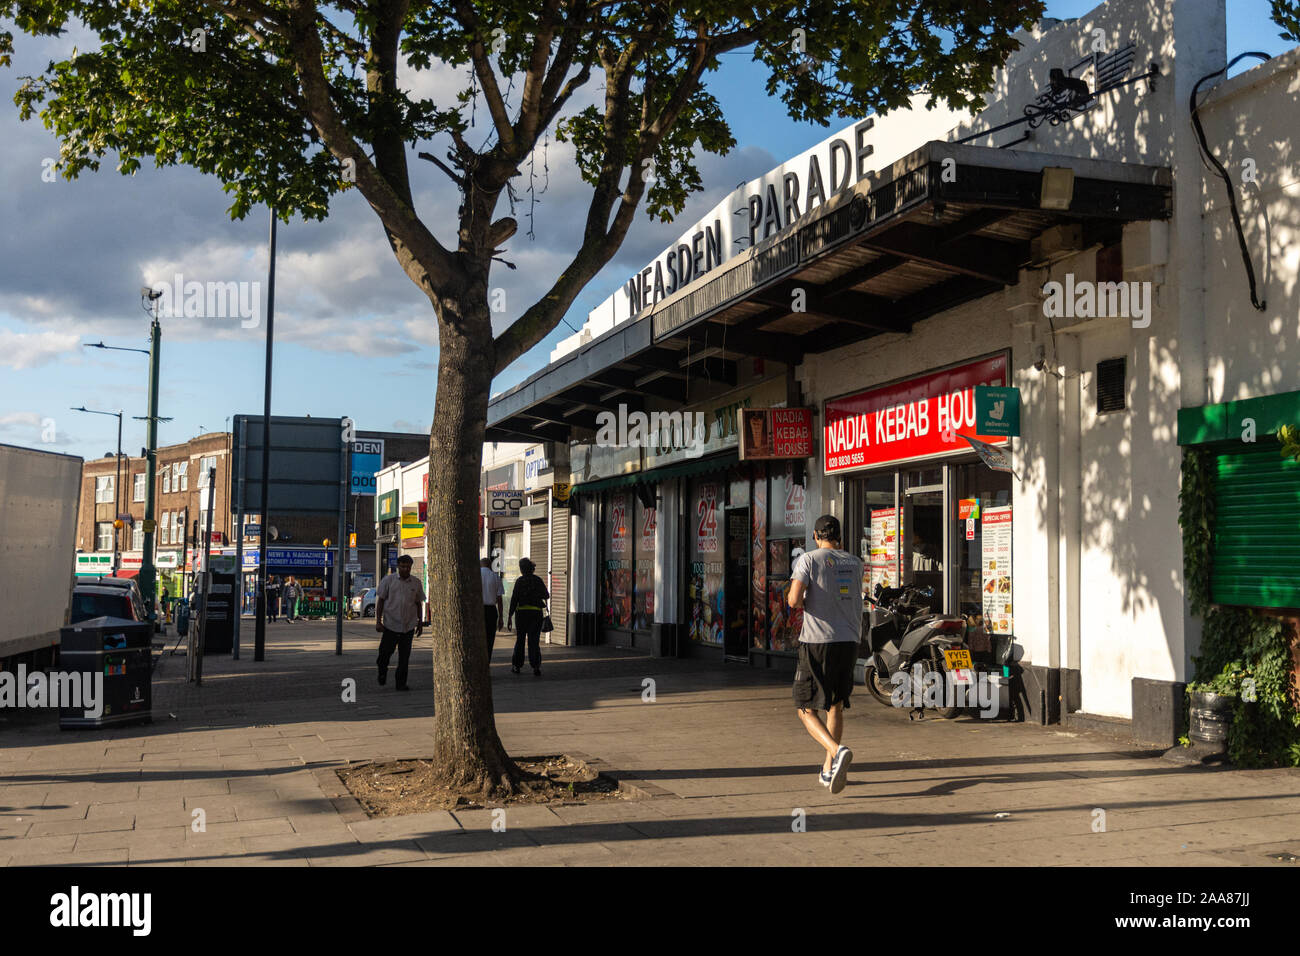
top-left (823, 353), bottom-right (1010, 474)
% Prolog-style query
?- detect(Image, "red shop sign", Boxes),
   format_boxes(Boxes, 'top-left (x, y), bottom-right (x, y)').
top-left (824, 353), bottom-right (1010, 474)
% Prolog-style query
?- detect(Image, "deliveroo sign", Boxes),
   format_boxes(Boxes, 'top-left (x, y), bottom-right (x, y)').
top-left (975, 386), bottom-right (1020, 438)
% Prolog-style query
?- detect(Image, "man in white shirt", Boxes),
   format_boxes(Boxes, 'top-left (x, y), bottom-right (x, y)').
top-left (375, 555), bottom-right (426, 691)
top-left (480, 556), bottom-right (504, 658)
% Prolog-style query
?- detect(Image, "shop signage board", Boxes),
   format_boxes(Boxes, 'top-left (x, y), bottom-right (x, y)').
top-left (553, 482), bottom-right (571, 504)
top-left (344, 562), bottom-right (362, 573)
top-left (400, 504), bottom-right (425, 545)
top-left (975, 386), bottom-right (1021, 437)
top-left (350, 439), bottom-right (384, 495)
top-left (823, 353), bottom-right (1010, 474)
top-left (244, 523), bottom-right (261, 537)
top-left (155, 552), bottom-right (180, 569)
top-left (377, 490), bottom-right (399, 521)
top-left (739, 408), bottom-right (815, 460)
top-left (487, 490), bottom-right (524, 517)
top-left (241, 548), bottom-right (335, 569)
top-left (524, 445), bottom-right (549, 492)
top-left (981, 506), bottom-right (1013, 635)
top-left (75, 554), bottom-right (114, 576)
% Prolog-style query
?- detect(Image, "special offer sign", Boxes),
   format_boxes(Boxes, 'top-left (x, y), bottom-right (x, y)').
top-left (824, 353), bottom-right (1010, 473)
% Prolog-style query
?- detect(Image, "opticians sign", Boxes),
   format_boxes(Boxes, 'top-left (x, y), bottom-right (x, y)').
top-left (823, 353), bottom-right (1010, 474)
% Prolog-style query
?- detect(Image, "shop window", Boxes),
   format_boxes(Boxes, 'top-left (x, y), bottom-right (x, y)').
top-left (765, 464), bottom-right (807, 651)
top-left (849, 474), bottom-right (898, 596)
top-left (1097, 357), bottom-right (1126, 413)
top-left (953, 464), bottom-right (1013, 661)
top-left (633, 496), bottom-right (656, 631)
top-left (602, 492), bottom-right (633, 630)
top-left (688, 480), bottom-right (723, 644)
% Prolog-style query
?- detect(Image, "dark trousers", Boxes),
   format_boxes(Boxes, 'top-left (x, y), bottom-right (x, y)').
top-left (377, 628), bottom-right (414, 688)
top-left (513, 609), bottom-right (543, 671)
top-left (484, 606), bottom-right (498, 656)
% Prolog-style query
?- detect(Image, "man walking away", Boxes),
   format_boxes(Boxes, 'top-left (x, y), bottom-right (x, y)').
top-left (375, 554), bottom-right (425, 690)
top-left (282, 576), bottom-right (300, 622)
top-left (787, 514), bottom-right (863, 794)
top-left (480, 556), bottom-right (504, 658)
top-left (507, 557), bottom-right (549, 676)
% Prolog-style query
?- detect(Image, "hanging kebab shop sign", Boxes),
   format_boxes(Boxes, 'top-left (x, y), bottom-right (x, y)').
top-left (823, 353), bottom-right (1011, 473)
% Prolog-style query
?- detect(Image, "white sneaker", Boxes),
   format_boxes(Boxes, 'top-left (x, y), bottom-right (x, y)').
top-left (829, 746), bottom-right (852, 794)
top-left (818, 769), bottom-right (832, 787)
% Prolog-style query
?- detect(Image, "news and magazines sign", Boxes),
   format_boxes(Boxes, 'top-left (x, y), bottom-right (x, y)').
top-left (739, 408), bottom-right (814, 460)
top-left (824, 353), bottom-right (1011, 474)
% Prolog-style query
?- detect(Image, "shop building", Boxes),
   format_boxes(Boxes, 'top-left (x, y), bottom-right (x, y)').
top-left (485, 0), bottom-right (1300, 747)
top-left (74, 430), bottom-right (233, 599)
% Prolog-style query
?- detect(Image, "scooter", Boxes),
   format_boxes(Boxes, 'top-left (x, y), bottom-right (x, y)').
top-left (860, 584), bottom-right (973, 719)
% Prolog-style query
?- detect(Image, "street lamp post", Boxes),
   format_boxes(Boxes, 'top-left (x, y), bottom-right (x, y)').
top-left (84, 289), bottom-right (168, 626)
top-left (71, 406), bottom-right (123, 572)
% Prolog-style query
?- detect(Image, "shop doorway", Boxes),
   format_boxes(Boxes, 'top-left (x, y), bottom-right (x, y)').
top-left (723, 507), bottom-right (750, 660)
top-left (902, 467), bottom-right (944, 597)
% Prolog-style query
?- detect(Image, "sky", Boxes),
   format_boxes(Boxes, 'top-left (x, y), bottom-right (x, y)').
top-left (0, 1), bottom-right (1294, 464)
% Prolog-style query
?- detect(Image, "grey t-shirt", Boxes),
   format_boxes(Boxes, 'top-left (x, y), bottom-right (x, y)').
top-left (792, 547), bottom-right (864, 644)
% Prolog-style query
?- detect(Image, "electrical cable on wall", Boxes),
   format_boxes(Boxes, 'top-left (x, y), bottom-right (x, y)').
top-left (1190, 52), bottom-right (1272, 312)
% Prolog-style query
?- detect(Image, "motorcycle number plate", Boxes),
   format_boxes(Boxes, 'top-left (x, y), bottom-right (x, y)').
top-left (944, 649), bottom-right (973, 670)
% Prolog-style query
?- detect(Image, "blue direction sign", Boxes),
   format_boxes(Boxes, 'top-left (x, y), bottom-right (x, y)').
top-left (351, 439), bottom-right (384, 496)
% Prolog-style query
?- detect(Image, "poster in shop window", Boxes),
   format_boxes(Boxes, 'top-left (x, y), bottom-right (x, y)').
top-left (981, 505), bottom-right (1013, 634)
top-left (868, 508), bottom-right (898, 595)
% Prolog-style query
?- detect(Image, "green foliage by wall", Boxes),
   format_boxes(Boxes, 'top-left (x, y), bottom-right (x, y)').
top-left (1179, 446), bottom-right (1300, 767)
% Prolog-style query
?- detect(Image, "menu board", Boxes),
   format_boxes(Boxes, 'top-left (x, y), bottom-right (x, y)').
top-left (867, 508), bottom-right (898, 594)
top-left (981, 505), bottom-right (1013, 634)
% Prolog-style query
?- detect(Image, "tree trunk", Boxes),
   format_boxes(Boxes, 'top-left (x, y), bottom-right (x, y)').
top-left (425, 291), bottom-right (520, 796)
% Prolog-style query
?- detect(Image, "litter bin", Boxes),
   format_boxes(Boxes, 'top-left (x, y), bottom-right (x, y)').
top-left (58, 615), bottom-right (152, 730)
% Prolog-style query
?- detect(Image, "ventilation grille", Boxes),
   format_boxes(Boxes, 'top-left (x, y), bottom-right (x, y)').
top-left (1096, 357), bottom-right (1127, 413)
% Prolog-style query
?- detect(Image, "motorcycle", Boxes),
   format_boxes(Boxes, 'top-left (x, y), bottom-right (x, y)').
top-left (860, 584), bottom-right (974, 719)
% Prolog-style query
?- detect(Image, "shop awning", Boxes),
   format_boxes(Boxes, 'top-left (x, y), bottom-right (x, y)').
top-left (1178, 389), bottom-right (1300, 445)
top-left (487, 141), bottom-right (1171, 445)
top-left (570, 452), bottom-right (738, 496)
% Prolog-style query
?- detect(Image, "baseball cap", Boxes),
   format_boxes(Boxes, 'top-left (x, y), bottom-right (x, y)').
top-left (814, 514), bottom-right (841, 540)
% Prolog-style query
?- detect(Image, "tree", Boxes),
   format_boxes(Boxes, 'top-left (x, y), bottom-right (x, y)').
top-left (3, 0), bottom-right (1043, 795)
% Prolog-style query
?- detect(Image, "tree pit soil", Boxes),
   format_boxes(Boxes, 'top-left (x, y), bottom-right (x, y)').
top-left (338, 754), bottom-right (626, 816)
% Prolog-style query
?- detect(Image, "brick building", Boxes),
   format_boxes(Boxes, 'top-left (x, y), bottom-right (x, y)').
top-left (74, 431), bottom-right (233, 595)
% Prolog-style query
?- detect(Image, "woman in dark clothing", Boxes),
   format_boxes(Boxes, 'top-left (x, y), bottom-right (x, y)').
top-left (507, 558), bottom-right (550, 675)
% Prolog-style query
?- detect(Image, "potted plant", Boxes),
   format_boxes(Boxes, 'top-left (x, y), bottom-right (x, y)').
top-left (1177, 662), bottom-right (1246, 764)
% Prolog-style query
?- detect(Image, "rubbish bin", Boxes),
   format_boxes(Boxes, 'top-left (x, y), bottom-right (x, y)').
top-left (58, 615), bottom-right (152, 730)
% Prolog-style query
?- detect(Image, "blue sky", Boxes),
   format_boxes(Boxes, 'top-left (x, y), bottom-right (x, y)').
top-left (0, 1), bottom-right (1294, 464)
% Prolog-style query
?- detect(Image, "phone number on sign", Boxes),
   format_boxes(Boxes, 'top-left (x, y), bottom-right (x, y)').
top-left (827, 452), bottom-right (865, 469)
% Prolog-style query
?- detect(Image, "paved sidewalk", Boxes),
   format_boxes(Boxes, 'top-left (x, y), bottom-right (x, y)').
top-left (2, 620), bottom-right (1298, 866)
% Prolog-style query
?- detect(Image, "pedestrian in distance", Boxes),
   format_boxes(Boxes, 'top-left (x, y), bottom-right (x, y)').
top-left (375, 554), bottom-right (425, 691)
top-left (266, 575), bottom-right (280, 622)
top-left (787, 514), bottom-right (862, 795)
top-left (282, 576), bottom-right (300, 622)
top-left (480, 556), bottom-right (504, 659)
top-left (507, 557), bottom-right (549, 676)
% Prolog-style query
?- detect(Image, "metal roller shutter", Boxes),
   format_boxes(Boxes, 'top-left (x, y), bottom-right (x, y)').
top-left (1212, 446), bottom-right (1300, 608)
top-left (551, 514), bottom-right (569, 644)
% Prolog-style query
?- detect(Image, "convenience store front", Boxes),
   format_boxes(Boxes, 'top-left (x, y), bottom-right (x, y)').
top-left (826, 352), bottom-right (1015, 667)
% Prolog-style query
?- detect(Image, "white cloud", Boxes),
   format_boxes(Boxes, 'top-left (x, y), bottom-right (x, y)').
top-left (0, 329), bottom-right (80, 369)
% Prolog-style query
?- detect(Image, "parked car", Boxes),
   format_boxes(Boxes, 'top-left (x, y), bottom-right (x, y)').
top-left (70, 578), bottom-right (145, 623)
top-left (350, 588), bottom-right (377, 617)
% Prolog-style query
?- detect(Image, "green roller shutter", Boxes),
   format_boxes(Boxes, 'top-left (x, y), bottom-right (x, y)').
top-left (1212, 446), bottom-right (1300, 608)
